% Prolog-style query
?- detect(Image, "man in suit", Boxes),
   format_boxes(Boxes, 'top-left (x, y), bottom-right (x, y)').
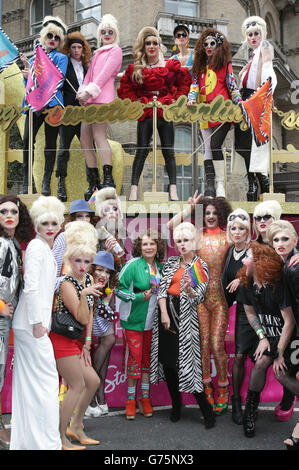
top-left (56, 32), bottom-right (91, 201)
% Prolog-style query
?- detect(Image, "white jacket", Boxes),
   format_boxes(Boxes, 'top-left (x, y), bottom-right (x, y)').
top-left (12, 235), bottom-right (57, 332)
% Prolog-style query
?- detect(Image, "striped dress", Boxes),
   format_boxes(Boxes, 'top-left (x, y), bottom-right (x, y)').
top-left (150, 255), bottom-right (209, 393)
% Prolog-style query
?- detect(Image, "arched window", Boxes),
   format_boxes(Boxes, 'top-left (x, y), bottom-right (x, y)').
top-left (30, 0), bottom-right (52, 35)
top-left (165, 0), bottom-right (199, 17)
top-left (75, 0), bottom-right (102, 22)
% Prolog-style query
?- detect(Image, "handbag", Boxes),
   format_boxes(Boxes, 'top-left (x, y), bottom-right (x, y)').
top-left (51, 278), bottom-right (86, 339)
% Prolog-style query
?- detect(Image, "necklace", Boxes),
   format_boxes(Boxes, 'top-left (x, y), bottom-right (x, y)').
top-left (147, 59), bottom-right (159, 68)
top-left (233, 247), bottom-right (247, 261)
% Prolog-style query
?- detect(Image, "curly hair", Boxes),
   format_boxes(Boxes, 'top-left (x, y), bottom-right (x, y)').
top-left (89, 264), bottom-right (119, 290)
top-left (199, 196), bottom-right (232, 229)
top-left (62, 32), bottom-right (92, 68)
top-left (192, 28), bottom-right (232, 76)
top-left (132, 228), bottom-right (165, 262)
top-left (238, 241), bottom-right (283, 289)
top-left (131, 26), bottom-right (162, 84)
top-left (0, 194), bottom-right (33, 243)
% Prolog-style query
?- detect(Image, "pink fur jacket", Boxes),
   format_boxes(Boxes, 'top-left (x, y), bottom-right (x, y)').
top-left (77, 44), bottom-right (122, 105)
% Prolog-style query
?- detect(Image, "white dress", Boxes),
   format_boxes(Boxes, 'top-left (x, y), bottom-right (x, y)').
top-left (10, 235), bottom-right (61, 450)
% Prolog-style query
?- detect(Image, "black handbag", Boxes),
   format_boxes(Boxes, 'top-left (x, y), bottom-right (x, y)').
top-left (51, 278), bottom-right (86, 339)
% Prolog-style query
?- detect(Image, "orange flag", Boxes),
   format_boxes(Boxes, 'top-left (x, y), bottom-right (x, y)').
top-left (239, 77), bottom-right (273, 147)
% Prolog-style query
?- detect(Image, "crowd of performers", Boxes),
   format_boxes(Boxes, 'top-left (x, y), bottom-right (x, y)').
top-left (0, 188), bottom-right (299, 450)
top-left (19, 13), bottom-right (276, 202)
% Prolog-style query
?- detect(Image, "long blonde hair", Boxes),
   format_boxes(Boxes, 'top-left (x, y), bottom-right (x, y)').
top-left (131, 26), bottom-right (161, 84)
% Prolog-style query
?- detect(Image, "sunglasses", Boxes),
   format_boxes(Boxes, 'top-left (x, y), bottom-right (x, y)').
top-left (145, 40), bottom-right (159, 46)
top-left (248, 31), bottom-right (260, 38)
top-left (175, 32), bottom-right (188, 38)
top-left (47, 32), bottom-right (61, 42)
top-left (254, 214), bottom-right (272, 222)
top-left (101, 29), bottom-right (114, 36)
top-left (246, 21), bottom-right (259, 29)
top-left (204, 40), bottom-right (216, 48)
top-left (228, 214), bottom-right (248, 222)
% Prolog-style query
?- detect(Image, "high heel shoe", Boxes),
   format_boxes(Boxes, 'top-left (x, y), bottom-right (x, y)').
top-left (168, 184), bottom-right (179, 201)
top-left (215, 386), bottom-right (229, 415)
top-left (62, 443), bottom-right (86, 450)
top-left (66, 427), bottom-right (100, 445)
top-left (203, 383), bottom-right (215, 410)
top-left (284, 435), bottom-right (299, 450)
top-left (275, 397), bottom-right (296, 422)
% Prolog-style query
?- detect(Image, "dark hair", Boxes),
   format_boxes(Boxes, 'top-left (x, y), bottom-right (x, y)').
top-left (0, 194), bottom-right (33, 243)
top-left (238, 241), bottom-right (283, 289)
top-left (199, 196), bottom-right (232, 229)
top-left (192, 28), bottom-right (231, 76)
top-left (89, 264), bottom-right (119, 290)
top-left (132, 229), bottom-right (165, 262)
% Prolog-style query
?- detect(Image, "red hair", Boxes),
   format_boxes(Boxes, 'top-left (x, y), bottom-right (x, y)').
top-left (238, 241), bottom-right (283, 289)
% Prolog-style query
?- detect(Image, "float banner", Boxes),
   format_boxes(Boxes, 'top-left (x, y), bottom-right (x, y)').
top-left (240, 77), bottom-right (273, 147)
top-left (25, 43), bottom-right (64, 112)
top-left (0, 27), bottom-right (19, 73)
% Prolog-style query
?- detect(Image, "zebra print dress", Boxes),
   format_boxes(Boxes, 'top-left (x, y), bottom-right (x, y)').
top-left (150, 255), bottom-right (209, 393)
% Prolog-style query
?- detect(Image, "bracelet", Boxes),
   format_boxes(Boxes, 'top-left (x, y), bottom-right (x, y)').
top-left (85, 336), bottom-right (92, 341)
top-left (83, 344), bottom-right (91, 351)
top-left (182, 207), bottom-right (190, 217)
top-left (0, 299), bottom-right (6, 313)
top-left (257, 330), bottom-right (266, 341)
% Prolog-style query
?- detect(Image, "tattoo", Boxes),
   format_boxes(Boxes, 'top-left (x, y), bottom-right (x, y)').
top-left (261, 40), bottom-right (270, 48)
top-left (251, 317), bottom-right (263, 332)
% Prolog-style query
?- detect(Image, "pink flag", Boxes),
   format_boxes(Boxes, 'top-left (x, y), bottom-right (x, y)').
top-left (25, 43), bottom-right (64, 112)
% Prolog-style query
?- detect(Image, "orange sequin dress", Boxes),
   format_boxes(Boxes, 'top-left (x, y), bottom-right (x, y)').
top-left (197, 227), bottom-right (229, 386)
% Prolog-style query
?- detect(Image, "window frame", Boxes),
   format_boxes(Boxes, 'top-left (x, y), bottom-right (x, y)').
top-left (75, 0), bottom-right (102, 22)
top-left (164, 0), bottom-right (199, 17)
top-left (30, 0), bottom-right (52, 36)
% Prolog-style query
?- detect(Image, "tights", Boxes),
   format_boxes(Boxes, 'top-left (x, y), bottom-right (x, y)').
top-left (232, 354), bottom-right (247, 395)
top-left (249, 354), bottom-right (273, 393)
top-left (91, 334), bottom-right (116, 405)
top-left (131, 118), bottom-right (176, 185)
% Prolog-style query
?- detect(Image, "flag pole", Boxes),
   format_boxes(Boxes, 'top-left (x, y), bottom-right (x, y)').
top-left (28, 110), bottom-right (33, 195)
top-left (269, 110), bottom-right (274, 193)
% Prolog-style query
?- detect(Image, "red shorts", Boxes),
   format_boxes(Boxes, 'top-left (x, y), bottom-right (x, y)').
top-left (122, 329), bottom-right (152, 379)
top-left (49, 331), bottom-right (83, 360)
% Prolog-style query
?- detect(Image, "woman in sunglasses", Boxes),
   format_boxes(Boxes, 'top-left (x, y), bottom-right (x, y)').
top-left (234, 16), bottom-right (277, 201)
top-left (221, 208), bottom-right (253, 424)
top-left (187, 28), bottom-right (242, 198)
top-left (150, 222), bottom-right (215, 428)
top-left (117, 26), bottom-right (191, 201)
top-left (268, 220), bottom-right (299, 449)
top-left (237, 241), bottom-right (295, 438)
top-left (20, 16), bottom-right (68, 196)
top-left (77, 14), bottom-right (122, 195)
top-left (170, 24), bottom-right (193, 71)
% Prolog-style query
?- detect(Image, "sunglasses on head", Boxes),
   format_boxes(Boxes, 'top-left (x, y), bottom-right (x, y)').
top-left (248, 31), bottom-right (260, 38)
top-left (175, 32), bottom-right (188, 38)
top-left (246, 21), bottom-right (259, 29)
top-left (101, 29), bottom-right (114, 36)
top-left (228, 213), bottom-right (248, 222)
top-left (204, 40), bottom-right (216, 48)
top-left (254, 214), bottom-right (272, 222)
top-left (47, 32), bottom-right (60, 41)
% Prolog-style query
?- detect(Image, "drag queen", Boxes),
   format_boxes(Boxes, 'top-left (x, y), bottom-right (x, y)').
top-left (234, 16), bottom-right (277, 200)
top-left (117, 26), bottom-right (191, 201)
top-left (187, 28), bottom-right (242, 198)
top-left (10, 196), bottom-right (65, 450)
top-left (77, 14), bottom-right (122, 198)
top-left (0, 195), bottom-right (32, 449)
top-left (170, 24), bottom-right (193, 71)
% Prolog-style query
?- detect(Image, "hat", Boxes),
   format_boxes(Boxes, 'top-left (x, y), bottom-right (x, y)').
top-left (173, 24), bottom-right (190, 37)
top-left (70, 199), bottom-right (94, 214)
top-left (93, 251), bottom-right (116, 272)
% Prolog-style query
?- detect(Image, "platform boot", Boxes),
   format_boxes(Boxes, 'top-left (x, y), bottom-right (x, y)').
top-left (204, 160), bottom-right (216, 198)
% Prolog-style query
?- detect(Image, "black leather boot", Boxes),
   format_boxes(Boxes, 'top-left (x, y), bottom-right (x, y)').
top-left (57, 176), bottom-right (67, 202)
top-left (84, 167), bottom-right (103, 201)
top-left (231, 394), bottom-right (243, 425)
top-left (247, 173), bottom-right (258, 201)
top-left (41, 173), bottom-right (52, 196)
top-left (163, 367), bottom-right (181, 422)
top-left (204, 160), bottom-right (216, 198)
top-left (103, 164), bottom-right (115, 188)
top-left (256, 173), bottom-right (269, 194)
top-left (193, 391), bottom-right (216, 429)
top-left (243, 390), bottom-right (260, 437)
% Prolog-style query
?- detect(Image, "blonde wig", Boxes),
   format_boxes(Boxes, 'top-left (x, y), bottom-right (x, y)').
top-left (97, 14), bottom-right (120, 47)
top-left (132, 26), bottom-right (162, 84)
top-left (95, 187), bottom-right (122, 219)
top-left (39, 16), bottom-right (67, 49)
top-left (253, 200), bottom-right (282, 237)
top-left (64, 221), bottom-right (98, 262)
top-left (173, 222), bottom-right (197, 250)
top-left (29, 196), bottom-right (65, 232)
top-left (226, 208), bottom-right (251, 244)
top-left (241, 16), bottom-right (267, 43)
top-left (267, 220), bottom-right (298, 246)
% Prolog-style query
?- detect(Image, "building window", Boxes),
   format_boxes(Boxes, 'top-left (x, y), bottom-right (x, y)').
top-left (165, 0), bottom-right (199, 17)
top-left (30, 0), bottom-right (52, 35)
top-left (75, 0), bottom-right (102, 22)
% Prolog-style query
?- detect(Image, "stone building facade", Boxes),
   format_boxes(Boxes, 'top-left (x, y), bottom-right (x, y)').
top-left (2, 0), bottom-right (299, 200)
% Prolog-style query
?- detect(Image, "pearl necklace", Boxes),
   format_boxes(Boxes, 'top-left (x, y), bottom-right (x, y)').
top-left (233, 247), bottom-right (247, 261)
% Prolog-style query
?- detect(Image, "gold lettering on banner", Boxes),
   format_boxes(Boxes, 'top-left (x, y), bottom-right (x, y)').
top-left (0, 105), bottom-right (21, 132)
